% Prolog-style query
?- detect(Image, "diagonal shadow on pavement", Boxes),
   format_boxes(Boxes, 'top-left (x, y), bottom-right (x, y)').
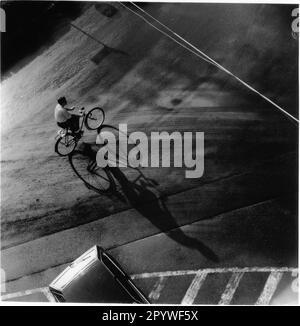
top-left (109, 167), bottom-right (219, 262)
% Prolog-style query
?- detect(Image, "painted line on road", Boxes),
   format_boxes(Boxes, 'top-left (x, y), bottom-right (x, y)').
top-left (1, 287), bottom-right (47, 301)
top-left (255, 271), bottom-right (284, 305)
top-left (181, 271), bottom-right (207, 305)
top-left (218, 272), bottom-right (244, 305)
top-left (148, 276), bottom-right (168, 301)
top-left (131, 267), bottom-right (297, 279)
top-left (41, 288), bottom-right (56, 302)
top-left (1, 267), bottom-right (297, 303)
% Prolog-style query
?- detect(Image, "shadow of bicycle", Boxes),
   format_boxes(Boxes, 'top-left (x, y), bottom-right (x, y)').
top-left (69, 134), bottom-right (218, 262)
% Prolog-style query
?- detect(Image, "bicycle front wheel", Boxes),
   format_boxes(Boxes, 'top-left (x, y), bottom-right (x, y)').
top-left (55, 133), bottom-right (77, 156)
top-left (69, 150), bottom-right (115, 193)
top-left (85, 107), bottom-right (105, 130)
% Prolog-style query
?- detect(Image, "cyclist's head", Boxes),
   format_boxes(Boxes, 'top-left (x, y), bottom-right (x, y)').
top-left (57, 96), bottom-right (67, 106)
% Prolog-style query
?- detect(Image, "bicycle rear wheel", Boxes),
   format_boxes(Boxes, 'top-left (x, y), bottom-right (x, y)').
top-left (55, 133), bottom-right (77, 156)
top-left (85, 107), bottom-right (105, 130)
top-left (69, 150), bottom-right (115, 193)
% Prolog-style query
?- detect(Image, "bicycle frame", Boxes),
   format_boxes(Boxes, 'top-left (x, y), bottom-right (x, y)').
top-left (78, 112), bottom-right (86, 133)
top-left (55, 107), bottom-right (104, 157)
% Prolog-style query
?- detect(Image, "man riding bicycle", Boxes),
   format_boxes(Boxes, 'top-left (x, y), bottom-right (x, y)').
top-left (55, 97), bottom-right (84, 136)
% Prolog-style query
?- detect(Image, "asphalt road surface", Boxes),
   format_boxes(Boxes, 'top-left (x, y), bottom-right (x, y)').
top-left (1, 3), bottom-right (298, 304)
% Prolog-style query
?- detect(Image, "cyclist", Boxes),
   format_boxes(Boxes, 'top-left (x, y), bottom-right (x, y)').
top-left (55, 96), bottom-right (84, 136)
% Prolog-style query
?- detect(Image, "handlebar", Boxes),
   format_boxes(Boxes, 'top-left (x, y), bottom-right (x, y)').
top-left (66, 106), bottom-right (85, 112)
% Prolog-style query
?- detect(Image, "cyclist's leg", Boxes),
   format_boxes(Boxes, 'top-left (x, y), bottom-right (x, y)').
top-left (68, 116), bottom-right (80, 133)
top-left (57, 121), bottom-right (68, 129)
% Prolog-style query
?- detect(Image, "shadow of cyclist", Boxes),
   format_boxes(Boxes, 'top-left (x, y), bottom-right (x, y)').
top-left (108, 167), bottom-right (219, 262)
top-left (78, 138), bottom-right (218, 262)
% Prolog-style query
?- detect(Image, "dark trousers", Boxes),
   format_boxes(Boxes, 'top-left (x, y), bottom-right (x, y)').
top-left (57, 115), bottom-right (80, 133)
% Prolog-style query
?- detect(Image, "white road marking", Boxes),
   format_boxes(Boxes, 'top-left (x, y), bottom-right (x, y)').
top-left (1, 287), bottom-right (46, 301)
top-left (181, 271), bottom-right (207, 305)
top-left (131, 267), bottom-right (297, 279)
top-left (148, 276), bottom-right (167, 301)
top-left (131, 270), bottom-right (197, 279)
top-left (218, 272), bottom-right (244, 305)
top-left (41, 288), bottom-right (56, 302)
top-left (255, 271), bottom-right (284, 305)
top-left (1, 267), bottom-right (297, 303)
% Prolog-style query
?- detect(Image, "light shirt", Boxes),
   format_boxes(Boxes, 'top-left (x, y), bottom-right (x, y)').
top-left (54, 104), bottom-right (71, 123)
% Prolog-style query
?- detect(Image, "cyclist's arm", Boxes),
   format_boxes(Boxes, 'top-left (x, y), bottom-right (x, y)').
top-left (65, 106), bottom-right (76, 112)
top-left (65, 106), bottom-right (84, 116)
top-left (61, 109), bottom-right (72, 120)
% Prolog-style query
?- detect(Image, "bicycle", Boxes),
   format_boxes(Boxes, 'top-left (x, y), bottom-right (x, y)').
top-left (68, 125), bottom-right (148, 194)
top-left (55, 107), bottom-right (105, 156)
